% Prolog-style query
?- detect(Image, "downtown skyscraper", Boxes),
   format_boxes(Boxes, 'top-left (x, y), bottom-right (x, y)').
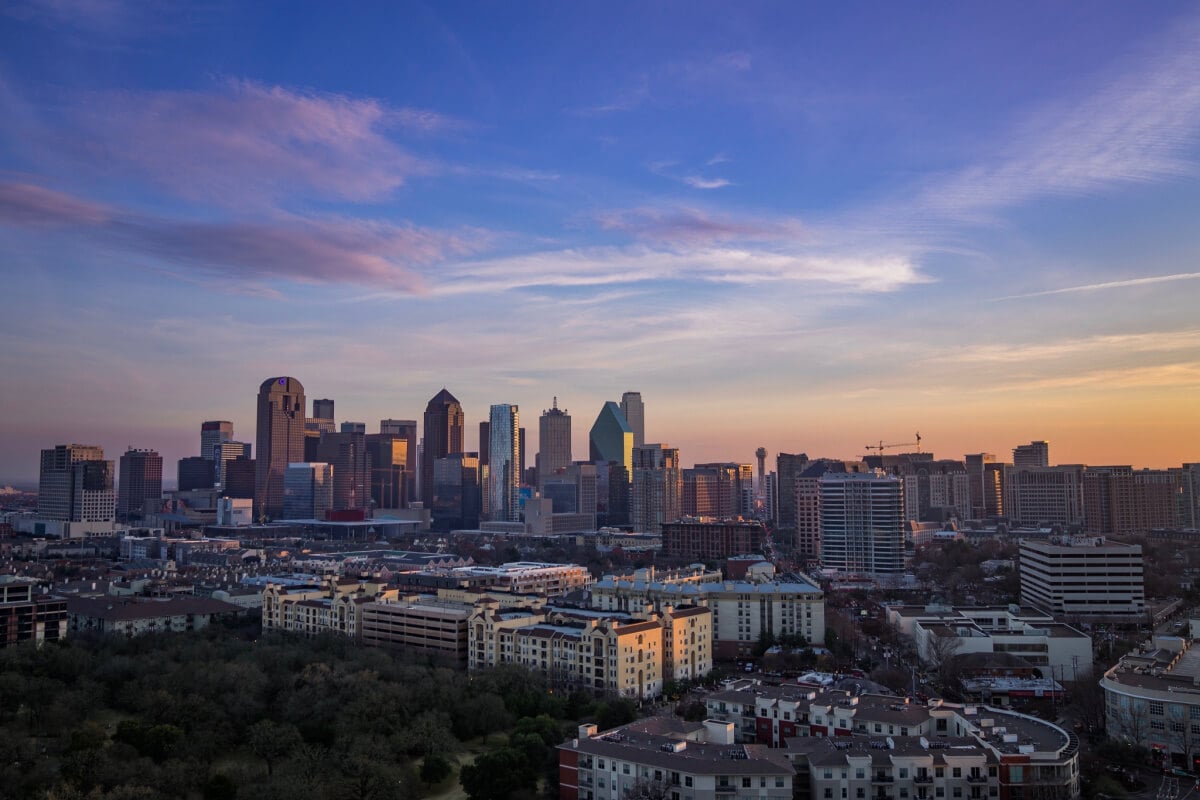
top-left (819, 471), bottom-right (904, 578)
top-left (537, 397), bottom-right (571, 488)
top-left (254, 377), bottom-right (306, 521)
top-left (488, 404), bottom-right (520, 522)
top-left (619, 391), bottom-right (645, 449)
top-left (117, 448), bottom-right (162, 521)
top-left (421, 389), bottom-right (464, 508)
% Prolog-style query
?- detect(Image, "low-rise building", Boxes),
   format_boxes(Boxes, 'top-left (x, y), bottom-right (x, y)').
top-left (1101, 635), bottom-right (1200, 770)
top-left (559, 716), bottom-right (796, 800)
top-left (592, 569), bottom-right (825, 660)
top-left (886, 605), bottom-right (1093, 680)
top-left (360, 596), bottom-right (472, 667)
top-left (66, 595), bottom-right (241, 636)
top-left (0, 576), bottom-right (67, 646)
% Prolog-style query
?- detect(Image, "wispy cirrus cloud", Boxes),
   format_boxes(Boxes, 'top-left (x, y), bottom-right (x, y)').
top-left (572, 75), bottom-right (651, 116)
top-left (916, 15), bottom-right (1200, 222)
top-left (648, 160), bottom-right (732, 191)
top-left (594, 206), bottom-right (802, 244)
top-left (682, 175), bottom-right (732, 190)
top-left (993, 272), bottom-right (1200, 301)
top-left (430, 245), bottom-right (928, 296)
top-left (0, 180), bottom-right (484, 291)
top-left (59, 79), bottom-right (458, 206)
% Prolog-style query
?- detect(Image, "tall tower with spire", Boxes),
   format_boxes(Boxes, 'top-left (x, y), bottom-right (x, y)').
top-left (537, 397), bottom-right (572, 488)
top-left (421, 388), bottom-right (464, 508)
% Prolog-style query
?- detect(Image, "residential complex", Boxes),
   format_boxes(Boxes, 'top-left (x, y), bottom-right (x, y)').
top-left (818, 472), bottom-right (904, 578)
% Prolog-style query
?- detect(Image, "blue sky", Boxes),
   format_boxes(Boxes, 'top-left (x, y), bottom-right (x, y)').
top-left (1, 1), bottom-right (1199, 483)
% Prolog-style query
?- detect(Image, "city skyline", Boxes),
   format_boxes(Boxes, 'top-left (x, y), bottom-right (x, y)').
top-left (2, 4), bottom-right (1200, 482)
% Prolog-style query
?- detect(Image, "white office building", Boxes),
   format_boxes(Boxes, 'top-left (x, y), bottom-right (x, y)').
top-left (1019, 536), bottom-right (1144, 620)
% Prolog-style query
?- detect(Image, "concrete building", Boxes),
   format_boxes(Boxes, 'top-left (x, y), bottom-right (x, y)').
top-left (792, 461), bottom-right (869, 563)
top-left (886, 604), bottom-right (1093, 680)
top-left (1003, 466), bottom-right (1085, 528)
top-left (200, 420), bottom-right (234, 461)
top-left (38, 444), bottom-right (115, 523)
top-left (0, 577), bottom-right (67, 647)
top-left (1012, 441), bottom-right (1050, 469)
top-left (538, 398), bottom-right (573, 488)
top-left (819, 472), bottom-right (904, 578)
top-left (1101, 635), bottom-right (1200, 770)
top-left (559, 716), bottom-right (795, 800)
top-left (282, 462), bottom-right (334, 519)
top-left (901, 460), bottom-right (972, 523)
top-left (315, 423), bottom-right (371, 512)
top-left (311, 398), bottom-right (335, 424)
top-left (67, 595), bottom-right (242, 636)
top-left (1019, 536), bottom-right (1145, 620)
top-left (469, 600), bottom-right (670, 699)
top-left (254, 376), bottom-right (307, 521)
top-left (489, 404), bottom-right (521, 522)
top-left (1082, 466), bottom-right (1178, 536)
top-left (662, 519), bottom-right (767, 561)
top-left (262, 578), bottom-right (397, 638)
top-left (360, 595), bottom-right (473, 667)
top-left (632, 444), bottom-right (682, 534)
top-left (620, 391), bottom-right (645, 449)
top-left (592, 567), bottom-right (826, 660)
top-left (117, 448), bottom-right (162, 521)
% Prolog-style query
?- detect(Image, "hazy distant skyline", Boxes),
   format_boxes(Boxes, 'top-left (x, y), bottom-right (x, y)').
top-left (2, 3), bottom-right (1199, 482)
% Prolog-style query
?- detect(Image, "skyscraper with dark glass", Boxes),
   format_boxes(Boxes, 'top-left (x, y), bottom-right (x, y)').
top-left (117, 448), bottom-right (162, 521)
top-left (619, 391), bottom-right (645, 449)
top-left (589, 401), bottom-right (633, 476)
top-left (254, 376), bottom-right (306, 521)
top-left (421, 388), bottom-right (464, 508)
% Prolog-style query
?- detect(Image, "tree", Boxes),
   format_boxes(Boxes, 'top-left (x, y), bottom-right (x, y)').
top-left (460, 747), bottom-right (536, 800)
top-left (247, 720), bottom-right (302, 778)
top-left (420, 754), bottom-right (453, 788)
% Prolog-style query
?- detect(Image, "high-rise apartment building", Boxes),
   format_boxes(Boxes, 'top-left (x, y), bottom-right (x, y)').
top-left (775, 452), bottom-right (809, 530)
top-left (619, 391), bottom-right (645, 448)
top-left (1003, 465), bottom-right (1085, 528)
top-left (964, 453), bottom-right (997, 518)
top-left (200, 421), bottom-right (233, 461)
top-left (117, 448), bottom-right (162, 521)
top-left (488, 404), bottom-right (520, 522)
top-left (538, 400), bottom-right (572, 487)
top-left (212, 441), bottom-right (252, 488)
top-left (589, 401), bottom-right (633, 476)
top-left (1175, 463), bottom-right (1200, 529)
top-left (819, 471), bottom-right (904, 577)
top-left (682, 463), bottom-right (752, 519)
top-left (1013, 440), bottom-right (1050, 468)
top-left (794, 460), bottom-right (868, 562)
top-left (38, 444), bottom-right (114, 523)
top-left (1082, 466), bottom-right (1178, 536)
top-left (900, 459), bottom-right (971, 522)
top-left (282, 462), bottom-right (333, 519)
top-left (631, 444), bottom-right (681, 534)
top-left (421, 389), bottom-right (464, 508)
top-left (254, 376), bottom-right (307, 521)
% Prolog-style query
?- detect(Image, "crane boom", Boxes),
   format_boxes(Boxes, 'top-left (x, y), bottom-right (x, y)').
top-left (863, 432), bottom-right (922, 455)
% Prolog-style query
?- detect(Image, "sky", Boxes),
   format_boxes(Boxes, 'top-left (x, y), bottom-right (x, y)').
top-left (1, 2), bottom-right (1200, 485)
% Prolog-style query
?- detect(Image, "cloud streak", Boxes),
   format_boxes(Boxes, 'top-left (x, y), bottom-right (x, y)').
top-left (0, 180), bottom-right (483, 291)
top-left (63, 79), bottom-right (455, 206)
top-left (993, 272), bottom-right (1200, 301)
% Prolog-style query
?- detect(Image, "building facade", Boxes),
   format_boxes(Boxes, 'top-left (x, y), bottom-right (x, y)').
top-left (282, 462), bottom-right (334, 519)
top-left (632, 444), bottom-right (682, 534)
top-left (254, 376), bottom-right (307, 521)
top-left (488, 404), bottom-right (521, 522)
top-left (538, 398), bottom-right (573, 488)
top-left (421, 388), bottom-right (465, 508)
top-left (819, 472), bottom-right (904, 578)
top-left (620, 391), bottom-right (645, 449)
top-left (1019, 536), bottom-right (1145, 620)
top-left (117, 448), bottom-right (163, 521)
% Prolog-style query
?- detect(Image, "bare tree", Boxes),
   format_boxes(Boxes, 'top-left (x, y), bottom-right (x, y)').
top-left (627, 778), bottom-right (672, 800)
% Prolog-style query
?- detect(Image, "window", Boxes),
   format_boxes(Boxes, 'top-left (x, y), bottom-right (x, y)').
top-left (777, 779), bottom-right (785, 788)
top-left (953, 790), bottom-right (962, 799)
top-left (856, 770), bottom-right (865, 780)
top-left (952, 769), bottom-right (961, 778)
top-left (1171, 721), bottom-right (1186, 733)
top-left (857, 790), bottom-right (865, 799)
top-left (743, 778), bottom-right (752, 788)
top-left (624, 765), bottom-right (630, 775)
top-left (901, 791), bottom-right (909, 798)
top-left (824, 771), bottom-right (833, 780)
top-left (936, 769), bottom-right (944, 778)
top-left (1150, 701), bottom-right (1165, 716)
top-left (825, 791), bottom-right (833, 799)
top-left (598, 760), bottom-right (605, 770)
top-left (1151, 721), bottom-right (1165, 731)
top-left (685, 778), bottom-right (693, 788)
top-left (900, 769), bottom-right (908, 779)
top-left (936, 790), bottom-right (944, 798)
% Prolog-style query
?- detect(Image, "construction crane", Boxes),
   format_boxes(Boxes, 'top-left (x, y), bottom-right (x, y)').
top-left (863, 432), bottom-right (922, 455)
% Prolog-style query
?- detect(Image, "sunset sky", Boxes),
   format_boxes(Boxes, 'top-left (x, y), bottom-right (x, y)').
top-left (2, 2), bottom-right (1199, 484)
